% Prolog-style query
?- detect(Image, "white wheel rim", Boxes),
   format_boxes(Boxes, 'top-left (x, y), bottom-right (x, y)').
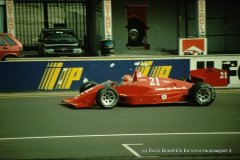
top-left (129, 28), bottom-right (139, 41)
top-left (101, 90), bottom-right (117, 107)
top-left (196, 88), bottom-right (212, 103)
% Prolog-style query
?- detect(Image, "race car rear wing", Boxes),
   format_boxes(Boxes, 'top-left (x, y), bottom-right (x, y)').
top-left (190, 68), bottom-right (228, 87)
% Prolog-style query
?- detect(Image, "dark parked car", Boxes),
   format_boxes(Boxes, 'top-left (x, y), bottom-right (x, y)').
top-left (37, 28), bottom-right (82, 56)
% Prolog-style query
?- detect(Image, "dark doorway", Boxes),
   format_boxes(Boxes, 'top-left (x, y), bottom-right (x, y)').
top-left (126, 4), bottom-right (149, 48)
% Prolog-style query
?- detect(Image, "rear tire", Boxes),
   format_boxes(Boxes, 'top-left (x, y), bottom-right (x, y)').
top-left (189, 82), bottom-right (215, 106)
top-left (96, 87), bottom-right (119, 109)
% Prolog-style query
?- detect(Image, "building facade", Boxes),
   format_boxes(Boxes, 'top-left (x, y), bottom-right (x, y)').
top-left (111, 0), bottom-right (240, 53)
top-left (0, 1), bottom-right (6, 33)
top-left (0, 0), bottom-right (240, 54)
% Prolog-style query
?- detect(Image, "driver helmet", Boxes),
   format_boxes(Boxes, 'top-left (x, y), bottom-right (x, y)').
top-left (122, 74), bottom-right (132, 82)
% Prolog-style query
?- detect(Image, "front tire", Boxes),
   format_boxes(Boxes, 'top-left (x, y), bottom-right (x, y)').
top-left (96, 87), bottom-right (119, 109)
top-left (189, 82), bottom-right (215, 106)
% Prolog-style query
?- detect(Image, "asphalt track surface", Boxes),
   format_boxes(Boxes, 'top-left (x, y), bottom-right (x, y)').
top-left (0, 90), bottom-right (240, 160)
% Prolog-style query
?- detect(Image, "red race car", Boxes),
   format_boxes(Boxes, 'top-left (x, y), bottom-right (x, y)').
top-left (62, 70), bottom-right (216, 109)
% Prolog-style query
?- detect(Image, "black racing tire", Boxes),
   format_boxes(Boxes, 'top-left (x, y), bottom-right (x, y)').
top-left (189, 82), bottom-right (215, 106)
top-left (37, 46), bottom-right (44, 56)
top-left (96, 87), bottom-right (119, 109)
top-left (79, 81), bottom-right (98, 93)
top-left (127, 18), bottom-right (145, 46)
top-left (128, 27), bottom-right (144, 46)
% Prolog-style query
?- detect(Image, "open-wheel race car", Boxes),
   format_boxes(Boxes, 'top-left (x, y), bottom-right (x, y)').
top-left (62, 70), bottom-right (216, 109)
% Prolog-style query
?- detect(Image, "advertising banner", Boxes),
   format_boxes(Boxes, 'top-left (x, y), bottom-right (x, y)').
top-left (197, 0), bottom-right (206, 37)
top-left (179, 38), bottom-right (207, 56)
top-left (0, 59), bottom-right (189, 92)
top-left (103, 0), bottom-right (112, 40)
top-left (6, 0), bottom-right (15, 35)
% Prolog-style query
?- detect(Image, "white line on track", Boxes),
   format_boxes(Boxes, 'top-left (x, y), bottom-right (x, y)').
top-left (0, 132), bottom-right (240, 141)
top-left (122, 144), bottom-right (143, 158)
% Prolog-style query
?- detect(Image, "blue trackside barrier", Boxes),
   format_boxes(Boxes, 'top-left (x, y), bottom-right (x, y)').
top-left (0, 59), bottom-right (190, 92)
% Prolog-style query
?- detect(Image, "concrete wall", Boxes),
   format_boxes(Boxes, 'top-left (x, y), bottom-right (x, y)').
top-left (0, 1), bottom-right (5, 32)
top-left (0, 6), bottom-right (4, 32)
top-left (111, 0), bottom-right (128, 52)
top-left (0, 1), bottom-right (5, 5)
top-left (147, 0), bottom-right (178, 51)
top-left (206, 0), bottom-right (240, 53)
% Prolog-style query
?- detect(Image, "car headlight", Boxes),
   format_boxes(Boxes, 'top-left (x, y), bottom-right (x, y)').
top-left (44, 49), bottom-right (54, 54)
top-left (73, 48), bottom-right (82, 54)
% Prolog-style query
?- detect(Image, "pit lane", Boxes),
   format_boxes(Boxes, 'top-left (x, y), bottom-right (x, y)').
top-left (0, 90), bottom-right (240, 159)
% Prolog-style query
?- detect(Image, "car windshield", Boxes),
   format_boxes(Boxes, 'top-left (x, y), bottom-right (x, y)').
top-left (44, 32), bottom-right (78, 43)
top-left (0, 35), bottom-right (17, 46)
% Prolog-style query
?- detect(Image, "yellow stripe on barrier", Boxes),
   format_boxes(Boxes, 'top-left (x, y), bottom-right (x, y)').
top-left (160, 66), bottom-right (172, 78)
top-left (44, 67), bottom-right (55, 90)
top-left (40, 68), bottom-right (51, 90)
top-left (61, 68), bottom-right (71, 89)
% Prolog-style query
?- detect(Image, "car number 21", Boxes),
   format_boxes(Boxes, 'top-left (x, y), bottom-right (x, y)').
top-left (149, 77), bottom-right (160, 86)
top-left (220, 71), bottom-right (227, 79)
